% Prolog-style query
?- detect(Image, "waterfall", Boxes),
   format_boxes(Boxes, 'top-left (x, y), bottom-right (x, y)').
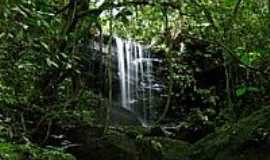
top-left (115, 38), bottom-right (127, 110)
top-left (85, 36), bottom-right (164, 125)
top-left (115, 37), bottom-right (153, 124)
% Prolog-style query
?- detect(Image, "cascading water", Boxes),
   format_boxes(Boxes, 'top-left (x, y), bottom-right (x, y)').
top-left (115, 37), bottom-right (153, 125)
top-left (84, 36), bottom-right (164, 125)
top-left (115, 38), bottom-right (127, 110)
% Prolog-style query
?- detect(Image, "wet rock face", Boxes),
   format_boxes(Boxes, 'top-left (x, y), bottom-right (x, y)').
top-left (110, 106), bottom-right (142, 126)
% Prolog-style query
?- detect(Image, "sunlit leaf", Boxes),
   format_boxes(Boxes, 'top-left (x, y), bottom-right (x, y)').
top-left (46, 58), bottom-right (58, 68)
top-left (41, 42), bottom-right (50, 51)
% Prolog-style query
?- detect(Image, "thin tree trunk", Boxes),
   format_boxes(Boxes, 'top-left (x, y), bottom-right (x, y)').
top-left (222, 0), bottom-right (243, 121)
top-left (104, 0), bottom-right (113, 133)
top-left (156, 72), bottom-right (173, 124)
top-left (156, 10), bottom-right (173, 124)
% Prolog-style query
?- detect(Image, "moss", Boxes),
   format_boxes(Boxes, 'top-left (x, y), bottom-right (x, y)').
top-left (105, 130), bottom-right (160, 160)
top-left (106, 126), bottom-right (192, 160)
top-left (192, 105), bottom-right (270, 160)
top-left (106, 126), bottom-right (192, 159)
top-left (105, 132), bottom-right (138, 154)
top-left (0, 143), bottom-right (75, 160)
top-left (144, 137), bottom-right (191, 160)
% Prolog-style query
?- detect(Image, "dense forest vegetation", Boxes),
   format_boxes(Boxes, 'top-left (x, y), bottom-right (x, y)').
top-left (0, 0), bottom-right (269, 159)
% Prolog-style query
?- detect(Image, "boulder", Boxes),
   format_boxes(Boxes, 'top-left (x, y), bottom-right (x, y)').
top-left (192, 106), bottom-right (270, 160)
top-left (64, 124), bottom-right (192, 160)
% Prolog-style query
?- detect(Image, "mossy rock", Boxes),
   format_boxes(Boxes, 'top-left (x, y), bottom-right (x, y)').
top-left (105, 127), bottom-right (192, 160)
top-left (0, 143), bottom-right (75, 160)
top-left (65, 125), bottom-right (141, 160)
top-left (66, 125), bottom-right (163, 160)
top-left (192, 106), bottom-right (270, 160)
top-left (140, 137), bottom-right (191, 160)
top-left (63, 124), bottom-right (192, 160)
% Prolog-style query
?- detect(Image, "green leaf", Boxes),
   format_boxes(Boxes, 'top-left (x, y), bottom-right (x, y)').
top-left (41, 42), bottom-right (50, 51)
top-left (12, 6), bottom-right (28, 18)
top-left (0, 33), bottom-right (5, 39)
top-left (46, 58), bottom-right (58, 68)
top-left (236, 86), bottom-right (247, 97)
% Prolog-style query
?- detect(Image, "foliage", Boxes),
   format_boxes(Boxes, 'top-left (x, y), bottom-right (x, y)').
top-left (0, 0), bottom-right (269, 159)
top-left (0, 142), bottom-right (75, 160)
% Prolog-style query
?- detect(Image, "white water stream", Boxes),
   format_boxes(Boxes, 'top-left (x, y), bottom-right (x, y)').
top-left (115, 37), bottom-right (153, 124)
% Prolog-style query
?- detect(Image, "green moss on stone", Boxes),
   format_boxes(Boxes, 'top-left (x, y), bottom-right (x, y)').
top-left (144, 137), bottom-right (191, 160)
top-left (192, 106), bottom-right (270, 160)
top-left (0, 143), bottom-right (75, 160)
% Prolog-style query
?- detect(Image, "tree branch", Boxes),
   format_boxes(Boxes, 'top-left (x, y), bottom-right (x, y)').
top-left (233, 0), bottom-right (242, 17)
top-left (191, 0), bottom-right (218, 32)
top-left (74, 1), bottom-right (182, 21)
top-left (181, 34), bottom-right (270, 77)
